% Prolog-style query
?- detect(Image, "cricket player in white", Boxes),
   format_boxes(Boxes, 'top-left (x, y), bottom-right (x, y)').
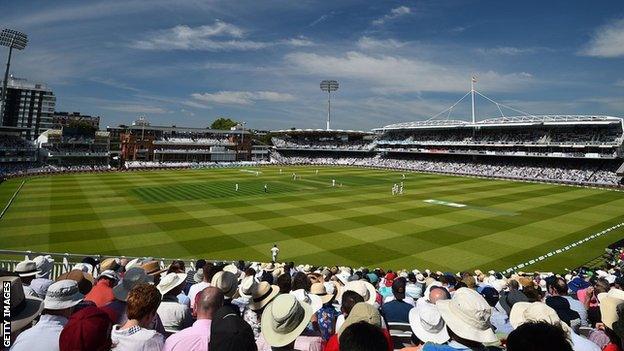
top-left (235, 183), bottom-right (239, 191)
top-left (332, 179), bottom-right (336, 187)
top-left (271, 244), bottom-right (279, 262)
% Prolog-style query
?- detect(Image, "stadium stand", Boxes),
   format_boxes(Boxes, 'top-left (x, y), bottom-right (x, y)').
top-left (2, 243), bottom-right (624, 350)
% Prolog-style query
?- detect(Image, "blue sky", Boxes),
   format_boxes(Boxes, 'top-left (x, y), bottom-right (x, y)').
top-left (2, 0), bottom-right (624, 130)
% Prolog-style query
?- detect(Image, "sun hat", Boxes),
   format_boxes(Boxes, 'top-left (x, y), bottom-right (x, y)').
top-left (140, 260), bottom-right (166, 276)
top-left (337, 302), bottom-right (382, 337)
top-left (290, 288), bottom-right (323, 313)
top-left (72, 263), bottom-right (93, 275)
top-left (59, 306), bottom-right (113, 351)
top-left (409, 298), bottom-right (450, 344)
top-left (99, 270), bottom-right (119, 281)
top-left (211, 271), bottom-right (239, 298)
top-left (509, 302), bottom-right (571, 335)
top-left (249, 281), bottom-right (279, 311)
top-left (30, 278), bottom-right (54, 299)
top-left (125, 258), bottom-right (143, 270)
top-left (14, 260), bottom-right (38, 277)
top-left (311, 282), bottom-right (336, 305)
top-left (343, 280), bottom-right (377, 305)
top-left (238, 276), bottom-right (258, 299)
top-left (599, 288), bottom-right (624, 329)
top-left (100, 258), bottom-right (121, 272)
top-left (612, 303), bottom-right (624, 341)
top-left (33, 255), bottom-right (54, 278)
top-left (209, 305), bottom-right (257, 351)
top-left (44, 280), bottom-right (84, 310)
top-left (261, 293), bottom-right (313, 347)
top-left (0, 277), bottom-right (44, 332)
top-left (157, 272), bottom-right (187, 295)
top-left (436, 287), bottom-right (498, 344)
top-left (113, 267), bottom-right (151, 302)
top-left (223, 263), bottom-right (239, 275)
top-left (57, 270), bottom-right (95, 295)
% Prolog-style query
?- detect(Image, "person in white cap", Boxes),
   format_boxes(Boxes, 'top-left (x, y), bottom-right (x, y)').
top-left (423, 287), bottom-right (500, 350)
top-left (11, 280), bottom-right (84, 351)
top-left (157, 272), bottom-right (193, 335)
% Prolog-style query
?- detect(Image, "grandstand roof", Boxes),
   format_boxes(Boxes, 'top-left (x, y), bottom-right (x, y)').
top-left (270, 128), bottom-right (374, 135)
top-left (123, 125), bottom-right (250, 135)
top-left (374, 115), bottom-right (623, 131)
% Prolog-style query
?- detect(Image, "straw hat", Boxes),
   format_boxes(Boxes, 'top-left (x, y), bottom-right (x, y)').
top-left (211, 271), bottom-right (239, 298)
top-left (409, 298), bottom-right (450, 344)
top-left (0, 277), bottom-right (44, 332)
top-left (44, 280), bottom-right (84, 310)
top-left (343, 280), bottom-right (377, 305)
top-left (57, 270), bottom-right (95, 295)
top-left (249, 281), bottom-right (279, 311)
top-left (157, 272), bottom-right (187, 295)
top-left (238, 276), bottom-right (258, 299)
top-left (599, 288), bottom-right (624, 329)
top-left (509, 302), bottom-right (571, 334)
top-left (100, 258), bottom-right (121, 272)
top-left (337, 302), bottom-right (382, 337)
top-left (436, 287), bottom-right (497, 344)
top-left (290, 289), bottom-right (322, 313)
top-left (14, 260), bottom-right (39, 278)
top-left (33, 255), bottom-right (54, 278)
top-left (140, 260), bottom-right (166, 276)
top-left (261, 294), bottom-right (313, 347)
top-left (113, 267), bottom-right (151, 302)
top-left (311, 282), bottom-right (336, 305)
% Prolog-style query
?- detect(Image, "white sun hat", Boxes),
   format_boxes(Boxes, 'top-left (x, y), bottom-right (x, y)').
top-left (343, 280), bottom-right (377, 305)
top-left (290, 288), bottom-right (322, 313)
top-left (261, 294), bottom-right (313, 347)
top-left (157, 272), bottom-right (187, 295)
top-left (509, 302), bottom-right (571, 334)
top-left (44, 280), bottom-right (84, 310)
top-left (409, 298), bottom-right (450, 344)
top-left (436, 287), bottom-right (497, 344)
top-left (238, 276), bottom-right (258, 299)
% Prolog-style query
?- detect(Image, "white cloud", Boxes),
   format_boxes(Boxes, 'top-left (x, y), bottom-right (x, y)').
top-left (476, 46), bottom-right (541, 55)
top-left (132, 21), bottom-right (312, 51)
top-left (285, 51), bottom-right (534, 94)
top-left (580, 18), bottom-right (624, 58)
top-left (191, 91), bottom-right (296, 105)
top-left (615, 79), bottom-right (624, 87)
top-left (356, 36), bottom-right (406, 50)
top-left (101, 104), bottom-right (169, 114)
top-left (372, 6), bottom-right (411, 26)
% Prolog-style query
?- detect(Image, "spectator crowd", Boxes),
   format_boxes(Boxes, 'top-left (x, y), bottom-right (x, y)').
top-left (3, 248), bottom-right (624, 351)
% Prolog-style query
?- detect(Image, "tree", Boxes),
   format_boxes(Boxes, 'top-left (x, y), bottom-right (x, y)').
top-left (210, 117), bottom-right (238, 130)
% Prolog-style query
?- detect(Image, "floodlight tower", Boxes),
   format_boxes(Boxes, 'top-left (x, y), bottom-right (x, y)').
top-left (0, 29), bottom-right (28, 124)
top-left (320, 80), bottom-right (339, 130)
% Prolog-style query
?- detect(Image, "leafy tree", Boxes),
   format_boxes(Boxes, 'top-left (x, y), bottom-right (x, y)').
top-left (210, 117), bottom-right (238, 130)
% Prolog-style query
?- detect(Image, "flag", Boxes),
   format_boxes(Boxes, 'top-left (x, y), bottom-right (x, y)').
top-left (472, 75), bottom-right (477, 83)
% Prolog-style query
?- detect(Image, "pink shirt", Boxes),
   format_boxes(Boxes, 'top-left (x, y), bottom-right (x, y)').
top-left (162, 319), bottom-right (212, 351)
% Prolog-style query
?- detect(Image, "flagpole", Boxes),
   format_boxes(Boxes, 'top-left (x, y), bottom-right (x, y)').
top-left (471, 76), bottom-right (476, 124)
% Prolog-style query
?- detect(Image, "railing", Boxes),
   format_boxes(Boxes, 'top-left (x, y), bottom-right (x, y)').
top-left (0, 249), bottom-right (205, 280)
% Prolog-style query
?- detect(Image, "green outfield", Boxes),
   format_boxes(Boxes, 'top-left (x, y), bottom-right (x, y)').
top-left (0, 166), bottom-right (623, 272)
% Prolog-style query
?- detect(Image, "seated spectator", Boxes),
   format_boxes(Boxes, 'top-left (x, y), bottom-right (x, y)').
top-left (509, 302), bottom-right (599, 351)
top-left (259, 294), bottom-right (317, 351)
top-left (326, 302), bottom-right (393, 351)
top-left (11, 280), bottom-right (84, 351)
top-left (408, 297), bottom-right (450, 345)
top-left (166, 260), bottom-right (191, 306)
top-left (336, 290), bottom-right (365, 331)
top-left (59, 306), bottom-right (113, 351)
top-left (99, 258), bottom-right (121, 273)
top-left (85, 270), bottom-right (118, 307)
top-left (0, 276), bottom-right (44, 346)
top-left (277, 273), bottom-right (292, 294)
top-left (247, 281), bottom-right (280, 339)
top-left (163, 286), bottom-right (224, 351)
top-left (13, 260), bottom-right (39, 297)
top-left (425, 287), bottom-right (500, 350)
top-left (156, 272), bottom-right (193, 335)
top-left (102, 267), bottom-right (151, 325)
top-left (507, 321), bottom-right (573, 351)
top-left (211, 271), bottom-right (239, 308)
top-left (498, 280), bottom-right (528, 316)
top-left (339, 321), bottom-right (390, 351)
top-left (209, 305), bottom-right (258, 351)
top-left (110, 283), bottom-right (164, 351)
top-left (140, 260), bottom-right (167, 285)
top-left (428, 286), bottom-right (451, 304)
top-left (56, 269), bottom-right (94, 296)
top-left (30, 255), bottom-right (56, 298)
top-left (546, 277), bottom-right (581, 330)
top-left (598, 289), bottom-right (624, 351)
top-left (188, 263), bottom-right (219, 309)
top-left (184, 259), bottom-right (206, 295)
top-left (381, 278), bottom-right (412, 323)
top-left (311, 282), bottom-right (340, 341)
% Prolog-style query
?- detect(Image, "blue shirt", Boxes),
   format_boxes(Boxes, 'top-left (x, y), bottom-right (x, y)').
top-left (381, 299), bottom-right (412, 323)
